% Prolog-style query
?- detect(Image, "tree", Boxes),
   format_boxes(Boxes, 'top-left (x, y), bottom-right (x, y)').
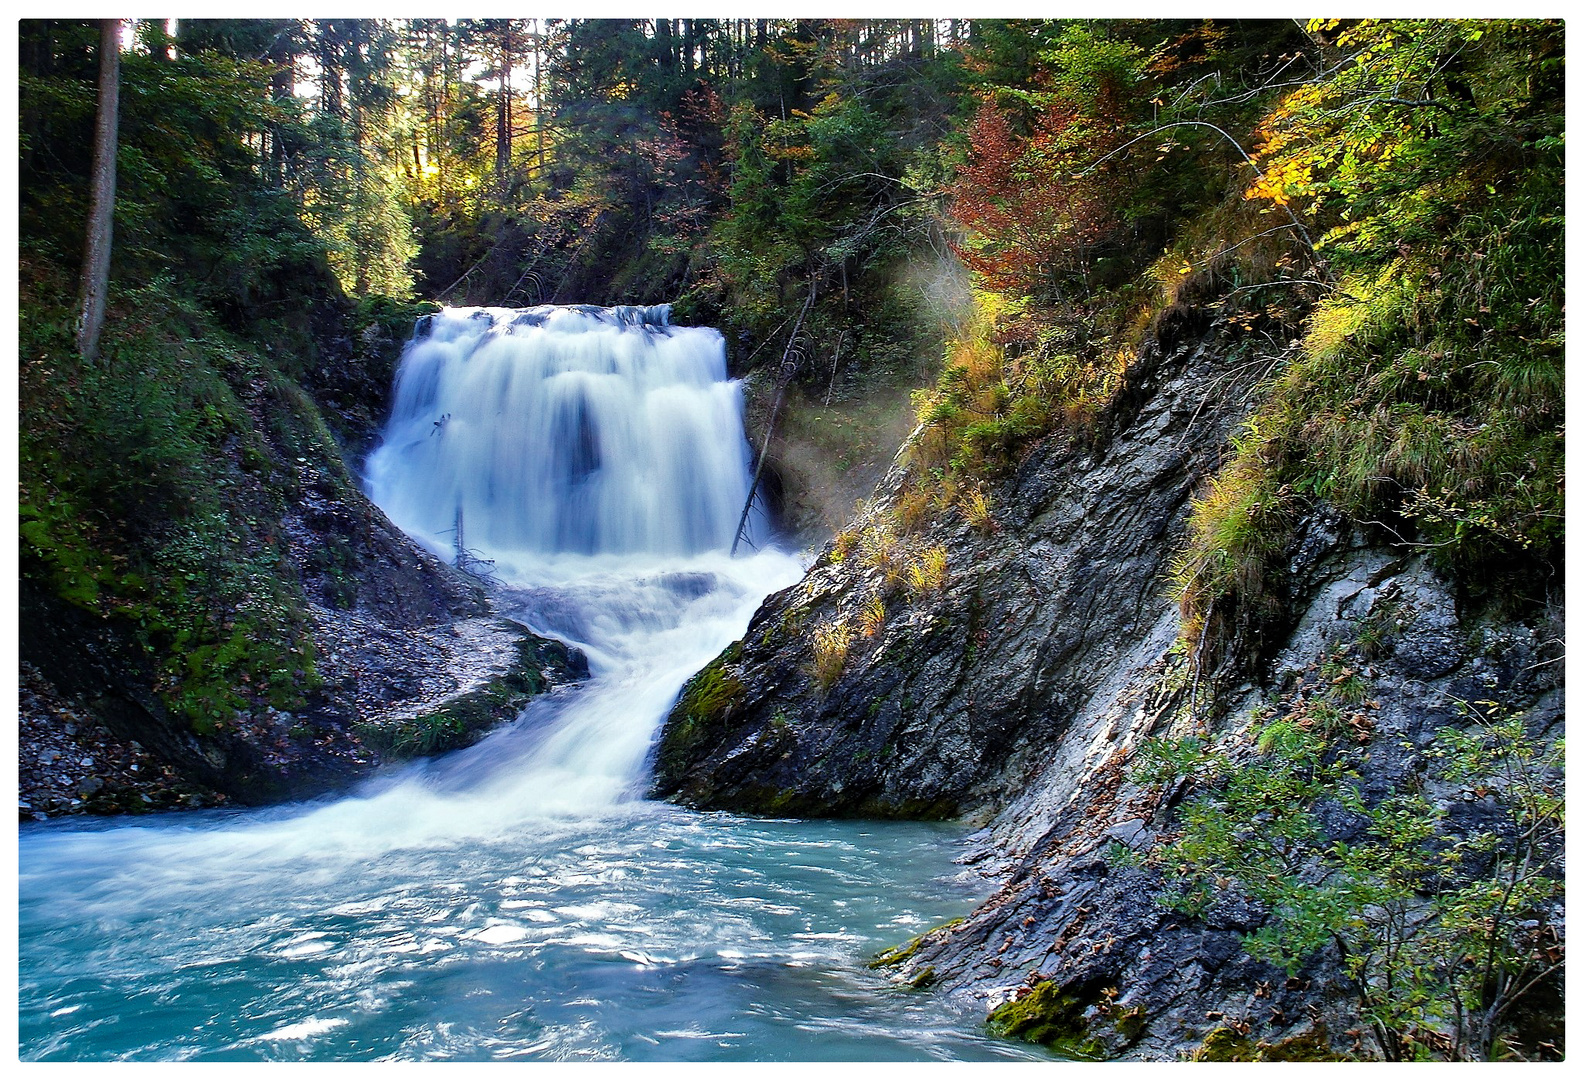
top-left (75, 18), bottom-right (120, 363)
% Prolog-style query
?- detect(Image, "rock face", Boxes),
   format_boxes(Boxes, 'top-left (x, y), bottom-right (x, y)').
top-left (892, 544), bottom-right (1561, 1062)
top-left (651, 317), bottom-right (1565, 1059)
top-left (19, 491), bottom-right (588, 817)
top-left (651, 326), bottom-right (1264, 817)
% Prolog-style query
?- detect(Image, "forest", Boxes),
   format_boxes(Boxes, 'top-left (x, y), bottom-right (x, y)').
top-left (16, 17), bottom-right (1565, 1064)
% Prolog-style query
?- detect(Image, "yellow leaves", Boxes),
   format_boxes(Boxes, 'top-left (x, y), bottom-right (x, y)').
top-left (767, 144), bottom-right (815, 163)
top-left (1245, 155), bottom-right (1314, 207)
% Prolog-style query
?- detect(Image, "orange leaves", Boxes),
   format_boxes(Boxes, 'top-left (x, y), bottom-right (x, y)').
top-left (948, 99), bottom-right (1120, 298)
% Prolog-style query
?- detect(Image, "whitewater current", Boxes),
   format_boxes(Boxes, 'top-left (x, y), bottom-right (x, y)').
top-left (17, 305), bottom-right (1044, 1061)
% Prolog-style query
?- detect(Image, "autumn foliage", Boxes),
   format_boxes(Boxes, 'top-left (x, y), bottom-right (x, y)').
top-left (949, 99), bottom-right (1123, 303)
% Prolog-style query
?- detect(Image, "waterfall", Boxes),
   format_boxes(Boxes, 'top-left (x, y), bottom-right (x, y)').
top-left (343, 304), bottom-right (800, 826)
top-left (365, 305), bottom-right (767, 572)
top-left (16, 306), bottom-right (1018, 1063)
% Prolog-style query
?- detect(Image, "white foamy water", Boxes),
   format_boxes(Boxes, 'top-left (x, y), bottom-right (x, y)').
top-left (365, 304), bottom-right (766, 563)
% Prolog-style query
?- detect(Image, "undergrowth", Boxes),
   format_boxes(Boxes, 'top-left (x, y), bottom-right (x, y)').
top-left (1169, 20), bottom-right (1564, 662)
top-left (19, 262), bottom-right (326, 734)
top-left (1135, 682), bottom-right (1563, 1061)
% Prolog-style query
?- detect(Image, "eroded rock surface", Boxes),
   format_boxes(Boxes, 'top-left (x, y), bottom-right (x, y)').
top-left (651, 328), bottom-right (1262, 817)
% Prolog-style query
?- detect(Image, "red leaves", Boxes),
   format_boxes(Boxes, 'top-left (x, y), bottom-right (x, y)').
top-left (948, 99), bottom-right (1122, 298)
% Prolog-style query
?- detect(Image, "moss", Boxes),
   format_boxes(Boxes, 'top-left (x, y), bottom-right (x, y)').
top-left (986, 980), bottom-right (1107, 1060)
top-left (679, 656), bottom-right (746, 721)
top-left (1113, 1004), bottom-right (1149, 1043)
top-left (868, 918), bottom-right (964, 969)
top-left (1259, 1028), bottom-right (1340, 1061)
top-left (1192, 1025), bottom-right (1343, 1062)
top-left (18, 275), bottom-right (329, 739)
top-left (1192, 1027), bottom-right (1260, 1062)
top-left (652, 654), bottom-right (748, 780)
top-left (356, 624), bottom-right (574, 760)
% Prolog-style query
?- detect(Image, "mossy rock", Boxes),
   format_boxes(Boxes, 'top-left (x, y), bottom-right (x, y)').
top-left (1114, 1004), bottom-right (1149, 1043)
top-left (653, 653), bottom-right (747, 779)
top-left (1192, 1027), bottom-right (1260, 1062)
top-left (1192, 1025), bottom-right (1341, 1062)
top-left (868, 917), bottom-right (964, 969)
top-left (1259, 1028), bottom-right (1341, 1061)
top-left (986, 980), bottom-right (1107, 1060)
top-left (356, 624), bottom-right (584, 760)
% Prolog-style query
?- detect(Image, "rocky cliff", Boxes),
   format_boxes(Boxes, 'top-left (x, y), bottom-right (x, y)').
top-left (651, 313), bottom-right (1564, 1059)
top-left (651, 318), bottom-right (1262, 817)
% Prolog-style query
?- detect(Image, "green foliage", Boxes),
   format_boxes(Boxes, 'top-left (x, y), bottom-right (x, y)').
top-left (1141, 699), bottom-right (1564, 1061)
top-left (20, 22), bottom-right (346, 335)
top-left (916, 23), bottom-right (1322, 495)
top-left (677, 22), bottom-right (970, 393)
top-left (19, 267), bottom-right (325, 735)
top-left (1174, 19), bottom-right (1564, 655)
top-left (905, 291), bottom-right (1131, 500)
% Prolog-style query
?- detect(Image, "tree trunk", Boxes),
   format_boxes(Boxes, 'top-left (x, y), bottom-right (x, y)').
top-left (496, 22), bottom-right (513, 191)
top-left (317, 20), bottom-right (344, 120)
top-left (267, 29), bottom-right (296, 186)
top-left (76, 19), bottom-right (120, 364)
top-left (532, 19), bottom-right (545, 174)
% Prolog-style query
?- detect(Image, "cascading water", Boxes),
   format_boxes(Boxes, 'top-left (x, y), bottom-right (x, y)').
top-left (17, 306), bottom-right (1046, 1062)
top-left (365, 305), bottom-right (765, 564)
top-left (358, 304), bottom-right (784, 814)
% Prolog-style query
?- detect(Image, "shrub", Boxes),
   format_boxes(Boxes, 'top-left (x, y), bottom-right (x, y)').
top-left (894, 484), bottom-right (933, 533)
top-left (1139, 700), bottom-right (1564, 1061)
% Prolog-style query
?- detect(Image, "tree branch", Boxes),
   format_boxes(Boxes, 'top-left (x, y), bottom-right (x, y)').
top-left (1079, 120), bottom-right (1326, 278)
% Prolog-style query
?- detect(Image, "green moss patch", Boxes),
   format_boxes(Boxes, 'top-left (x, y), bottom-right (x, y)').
top-left (986, 980), bottom-right (1107, 1060)
top-left (355, 626), bottom-right (579, 760)
top-left (653, 650), bottom-right (747, 780)
top-left (868, 917), bottom-right (964, 970)
top-left (1192, 1025), bottom-right (1342, 1062)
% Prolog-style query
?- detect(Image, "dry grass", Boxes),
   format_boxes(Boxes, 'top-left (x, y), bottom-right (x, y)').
top-left (858, 594), bottom-right (886, 638)
top-left (809, 620), bottom-right (853, 691)
top-left (958, 485), bottom-right (995, 533)
top-left (906, 545), bottom-right (948, 598)
top-left (894, 484), bottom-right (933, 533)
